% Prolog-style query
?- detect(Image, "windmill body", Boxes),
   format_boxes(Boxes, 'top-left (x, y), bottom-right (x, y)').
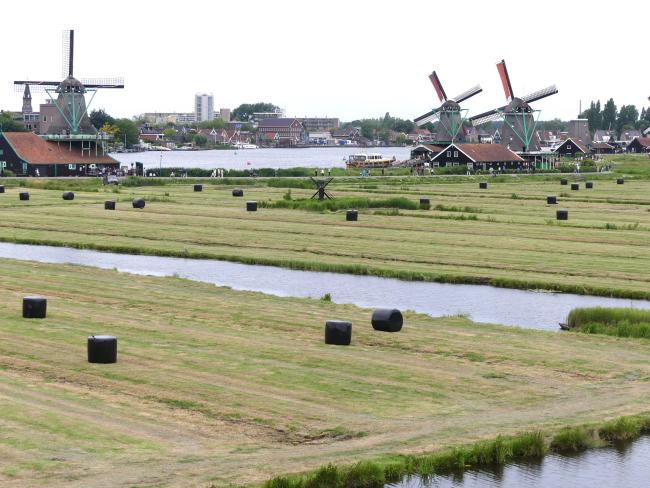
top-left (470, 60), bottom-right (557, 153)
top-left (414, 71), bottom-right (482, 145)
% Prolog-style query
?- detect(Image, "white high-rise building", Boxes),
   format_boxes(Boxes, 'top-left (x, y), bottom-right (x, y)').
top-left (194, 93), bottom-right (214, 122)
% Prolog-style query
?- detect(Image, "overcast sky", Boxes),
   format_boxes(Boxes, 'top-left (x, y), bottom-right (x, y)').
top-left (2, 0), bottom-right (647, 123)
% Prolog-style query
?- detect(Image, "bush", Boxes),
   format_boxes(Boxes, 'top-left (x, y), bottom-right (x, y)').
top-left (567, 307), bottom-right (650, 339)
top-left (550, 427), bottom-right (595, 452)
top-left (261, 197), bottom-right (417, 212)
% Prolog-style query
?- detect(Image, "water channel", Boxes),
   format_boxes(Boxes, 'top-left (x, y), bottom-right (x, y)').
top-left (389, 436), bottom-right (650, 488)
top-left (1, 242), bottom-right (649, 331)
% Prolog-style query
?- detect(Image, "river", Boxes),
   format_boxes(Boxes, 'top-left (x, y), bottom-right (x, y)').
top-left (109, 146), bottom-right (412, 170)
top-left (1, 242), bottom-right (648, 331)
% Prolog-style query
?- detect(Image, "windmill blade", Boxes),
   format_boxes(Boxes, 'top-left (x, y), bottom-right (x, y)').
top-left (14, 81), bottom-right (59, 92)
top-left (496, 59), bottom-right (514, 102)
top-left (452, 85), bottom-right (483, 103)
top-left (521, 85), bottom-right (558, 104)
top-left (80, 77), bottom-right (125, 88)
top-left (62, 30), bottom-right (74, 78)
top-left (469, 107), bottom-right (504, 126)
top-left (428, 71), bottom-right (447, 102)
top-left (414, 108), bottom-right (440, 127)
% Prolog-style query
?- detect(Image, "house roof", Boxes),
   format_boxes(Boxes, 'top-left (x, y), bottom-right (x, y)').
top-left (591, 141), bottom-right (614, 150)
top-left (432, 143), bottom-right (524, 163)
top-left (257, 118), bottom-right (301, 128)
top-left (1, 132), bottom-right (118, 165)
top-left (630, 137), bottom-right (650, 148)
top-left (554, 138), bottom-right (590, 154)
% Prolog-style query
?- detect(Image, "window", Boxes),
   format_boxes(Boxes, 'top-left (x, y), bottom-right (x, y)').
top-left (454, 151), bottom-right (458, 157)
top-left (567, 145), bottom-right (572, 149)
top-left (68, 164), bottom-right (76, 170)
top-left (446, 151), bottom-right (451, 157)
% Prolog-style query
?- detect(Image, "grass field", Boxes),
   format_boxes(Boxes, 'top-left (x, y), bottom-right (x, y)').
top-left (4, 163), bottom-right (650, 298)
top-left (3, 259), bottom-right (650, 486)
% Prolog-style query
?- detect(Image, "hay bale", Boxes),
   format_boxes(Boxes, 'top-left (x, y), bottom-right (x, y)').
top-left (556, 209), bottom-right (568, 220)
top-left (132, 198), bottom-right (145, 209)
top-left (23, 296), bottom-right (47, 319)
top-left (246, 201), bottom-right (257, 212)
top-left (0, 185), bottom-right (5, 193)
top-left (346, 209), bottom-right (358, 221)
top-left (62, 191), bottom-right (75, 200)
top-left (571, 183), bottom-right (579, 191)
top-left (560, 178), bottom-right (568, 185)
top-left (194, 184), bottom-right (203, 192)
top-left (419, 198), bottom-right (430, 210)
top-left (104, 200), bottom-right (116, 210)
top-left (87, 335), bottom-right (117, 364)
top-left (479, 181), bottom-right (488, 189)
top-left (585, 181), bottom-right (593, 189)
top-left (617, 178), bottom-right (624, 185)
top-left (547, 195), bottom-right (557, 204)
top-left (232, 188), bottom-right (244, 197)
top-left (19, 192), bottom-right (29, 201)
top-left (325, 320), bottom-right (352, 345)
top-left (371, 309), bottom-right (403, 332)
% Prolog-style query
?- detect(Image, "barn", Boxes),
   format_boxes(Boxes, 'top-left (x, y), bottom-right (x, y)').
top-left (590, 141), bottom-right (615, 155)
top-left (430, 143), bottom-right (525, 170)
top-left (554, 138), bottom-right (591, 157)
top-left (0, 132), bottom-right (119, 176)
top-left (626, 137), bottom-right (650, 154)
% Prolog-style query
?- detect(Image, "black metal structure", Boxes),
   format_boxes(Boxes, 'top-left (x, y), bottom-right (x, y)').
top-left (310, 177), bottom-right (334, 200)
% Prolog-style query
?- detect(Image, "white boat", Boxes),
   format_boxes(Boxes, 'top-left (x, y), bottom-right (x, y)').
top-left (346, 153), bottom-right (396, 169)
top-left (233, 143), bottom-right (258, 149)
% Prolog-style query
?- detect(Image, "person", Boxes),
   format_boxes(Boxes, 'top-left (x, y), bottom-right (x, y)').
top-left (320, 169), bottom-right (325, 177)
top-left (314, 169), bottom-right (318, 177)
top-left (381, 168), bottom-right (384, 176)
top-left (170, 171), bottom-right (176, 178)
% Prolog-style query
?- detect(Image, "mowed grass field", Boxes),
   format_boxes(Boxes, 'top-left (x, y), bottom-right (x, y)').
top-left (3, 171), bottom-right (650, 297)
top-left (3, 259), bottom-right (650, 486)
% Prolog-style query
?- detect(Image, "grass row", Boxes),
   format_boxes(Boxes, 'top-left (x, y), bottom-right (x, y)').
top-left (263, 413), bottom-right (650, 488)
top-left (259, 196), bottom-right (420, 212)
top-left (567, 307), bottom-right (650, 338)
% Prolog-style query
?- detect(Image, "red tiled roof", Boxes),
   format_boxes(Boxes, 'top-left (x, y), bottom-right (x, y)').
top-left (2, 132), bottom-right (118, 165)
top-left (591, 142), bottom-right (613, 149)
top-left (634, 137), bottom-right (650, 148)
top-left (435, 143), bottom-right (524, 163)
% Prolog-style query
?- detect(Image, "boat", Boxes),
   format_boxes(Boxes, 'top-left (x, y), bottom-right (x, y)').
top-left (346, 153), bottom-right (396, 169)
top-left (233, 142), bottom-right (258, 149)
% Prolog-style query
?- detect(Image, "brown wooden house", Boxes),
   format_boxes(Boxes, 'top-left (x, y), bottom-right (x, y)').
top-left (430, 143), bottom-right (525, 170)
top-left (626, 137), bottom-right (650, 154)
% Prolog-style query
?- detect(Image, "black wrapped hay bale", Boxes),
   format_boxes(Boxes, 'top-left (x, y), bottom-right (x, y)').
top-left (346, 209), bottom-right (358, 221)
top-left (62, 191), bottom-right (74, 200)
top-left (571, 183), bottom-right (579, 191)
top-left (586, 181), bottom-right (593, 189)
top-left (194, 184), bottom-right (202, 192)
top-left (560, 178), bottom-right (568, 185)
top-left (132, 198), bottom-right (145, 209)
top-left (419, 198), bottom-right (430, 210)
top-left (0, 185), bottom-right (5, 193)
top-left (19, 192), bottom-right (29, 201)
top-left (87, 335), bottom-right (117, 364)
top-left (23, 296), bottom-right (47, 319)
top-left (479, 181), bottom-right (488, 189)
top-left (617, 178), bottom-right (624, 185)
top-left (371, 308), bottom-right (403, 332)
top-left (104, 200), bottom-right (116, 210)
top-left (325, 320), bottom-right (352, 345)
top-left (232, 188), bottom-right (244, 197)
top-left (556, 209), bottom-right (568, 220)
top-left (547, 195), bottom-right (557, 204)
top-left (246, 201), bottom-right (257, 212)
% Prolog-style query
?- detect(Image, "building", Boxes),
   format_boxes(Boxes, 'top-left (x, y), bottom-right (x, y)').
top-left (139, 126), bottom-right (165, 142)
top-left (297, 117), bottom-right (340, 132)
top-left (219, 108), bottom-right (231, 123)
top-left (567, 119), bottom-right (592, 144)
top-left (593, 129), bottom-right (614, 143)
top-left (0, 131), bottom-right (118, 176)
top-left (410, 144), bottom-right (446, 163)
top-left (332, 127), bottom-right (362, 144)
top-left (256, 118), bottom-right (305, 146)
top-left (626, 137), bottom-right (650, 153)
top-left (554, 138), bottom-right (590, 157)
top-left (195, 93), bottom-right (214, 122)
top-left (252, 112), bottom-right (281, 124)
top-left (142, 112), bottom-right (196, 125)
top-left (430, 143), bottom-right (525, 170)
top-left (619, 129), bottom-right (642, 143)
top-left (308, 131), bottom-right (332, 145)
top-left (590, 142), bottom-right (615, 154)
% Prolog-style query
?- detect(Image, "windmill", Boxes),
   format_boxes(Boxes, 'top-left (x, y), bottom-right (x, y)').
top-left (414, 71), bottom-right (482, 144)
top-left (469, 60), bottom-right (557, 152)
top-left (14, 30), bottom-right (124, 136)
top-left (310, 177), bottom-right (334, 200)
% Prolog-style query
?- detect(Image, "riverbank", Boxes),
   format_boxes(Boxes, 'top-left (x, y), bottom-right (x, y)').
top-left (4, 174), bottom-right (650, 300)
top-left (3, 258), bottom-right (650, 486)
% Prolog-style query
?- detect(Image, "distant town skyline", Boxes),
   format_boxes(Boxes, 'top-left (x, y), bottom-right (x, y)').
top-left (1, 0), bottom-right (647, 123)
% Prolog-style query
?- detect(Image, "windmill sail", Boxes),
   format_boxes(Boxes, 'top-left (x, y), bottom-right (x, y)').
top-left (428, 71), bottom-right (447, 102)
top-left (521, 85), bottom-right (558, 104)
top-left (452, 85), bottom-right (482, 103)
top-left (496, 60), bottom-right (514, 102)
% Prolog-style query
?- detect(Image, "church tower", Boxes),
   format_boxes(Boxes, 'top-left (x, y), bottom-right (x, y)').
top-left (22, 84), bottom-right (33, 114)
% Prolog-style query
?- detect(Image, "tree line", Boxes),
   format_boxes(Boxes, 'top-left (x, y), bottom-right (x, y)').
top-left (579, 99), bottom-right (650, 137)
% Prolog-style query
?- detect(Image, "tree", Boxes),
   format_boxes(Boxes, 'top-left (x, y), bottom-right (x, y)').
top-left (90, 109), bottom-right (114, 130)
top-left (163, 128), bottom-right (176, 139)
top-left (197, 119), bottom-right (226, 130)
top-left (602, 98), bottom-right (617, 131)
top-left (193, 134), bottom-right (208, 146)
top-left (113, 118), bottom-right (139, 147)
top-left (232, 103), bottom-right (279, 121)
top-left (616, 105), bottom-right (639, 137)
top-left (579, 101), bottom-right (601, 133)
top-left (0, 111), bottom-right (27, 132)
